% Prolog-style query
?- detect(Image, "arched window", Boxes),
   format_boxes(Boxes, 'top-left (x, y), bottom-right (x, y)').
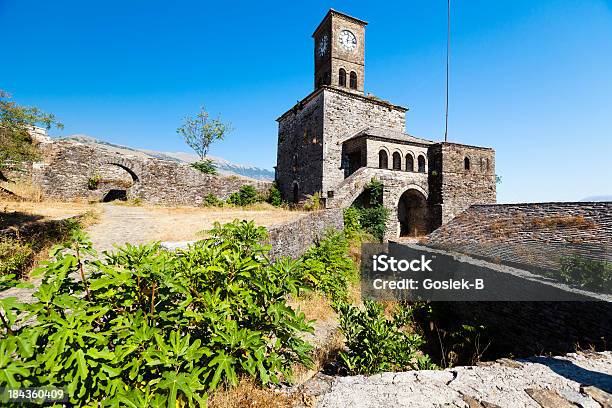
top-left (339, 69), bottom-right (347, 87)
top-left (464, 157), bottom-right (470, 170)
top-left (405, 154), bottom-right (414, 172)
top-left (417, 155), bottom-right (426, 173)
top-left (349, 71), bottom-right (357, 89)
top-left (378, 150), bottom-right (388, 169)
top-left (392, 152), bottom-right (401, 170)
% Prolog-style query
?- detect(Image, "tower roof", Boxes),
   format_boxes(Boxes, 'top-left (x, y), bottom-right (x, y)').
top-left (312, 9), bottom-right (368, 38)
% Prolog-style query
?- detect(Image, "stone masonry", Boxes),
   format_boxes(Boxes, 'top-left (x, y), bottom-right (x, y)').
top-left (275, 9), bottom-right (496, 239)
top-left (32, 139), bottom-right (270, 206)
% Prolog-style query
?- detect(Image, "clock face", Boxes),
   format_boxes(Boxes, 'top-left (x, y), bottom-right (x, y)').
top-left (317, 35), bottom-right (328, 57)
top-left (338, 30), bottom-right (357, 52)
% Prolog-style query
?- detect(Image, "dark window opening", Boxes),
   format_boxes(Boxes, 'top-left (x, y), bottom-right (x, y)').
top-left (293, 184), bottom-right (299, 204)
top-left (406, 155), bottom-right (414, 172)
top-left (339, 69), bottom-right (347, 87)
top-left (348, 151), bottom-right (361, 176)
top-left (464, 157), bottom-right (470, 170)
top-left (378, 150), bottom-right (388, 169)
top-left (349, 71), bottom-right (357, 89)
top-left (417, 155), bottom-right (426, 173)
top-left (392, 152), bottom-right (401, 170)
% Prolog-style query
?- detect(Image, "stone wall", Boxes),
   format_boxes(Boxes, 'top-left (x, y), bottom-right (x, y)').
top-left (321, 87), bottom-right (407, 197)
top-left (266, 208), bottom-right (344, 259)
top-left (32, 140), bottom-right (270, 205)
top-left (425, 202), bottom-right (612, 271)
top-left (429, 142), bottom-right (496, 227)
top-left (275, 91), bottom-right (325, 202)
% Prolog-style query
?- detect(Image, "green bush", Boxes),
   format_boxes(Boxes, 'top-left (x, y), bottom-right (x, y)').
top-left (227, 185), bottom-right (260, 206)
top-left (303, 192), bottom-right (322, 211)
top-left (299, 230), bottom-right (356, 305)
top-left (337, 300), bottom-right (436, 375)
top-left (87, 172), bottom-right (101, 190)
top-left (266, 182), bottom-right (284, 207)
top-left (558, 254), bottom-right (612, 293)
top-left (0, 237), bottom-right (33, 280)
top-left (0, 221), bottom-right (313, 406)
top-left (355, 205), bottom-right (390, 242)
top-left (191, 159), bottom-right (217, 174)
top-left (202, 193), bottom-right (224, 207)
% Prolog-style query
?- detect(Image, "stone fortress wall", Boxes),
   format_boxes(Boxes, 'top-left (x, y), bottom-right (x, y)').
top-left (31, 139), bottom-right (271, 206)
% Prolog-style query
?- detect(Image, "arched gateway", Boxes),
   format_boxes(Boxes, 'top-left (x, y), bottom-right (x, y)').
top-left (397, 188), bottom-right (429, 237)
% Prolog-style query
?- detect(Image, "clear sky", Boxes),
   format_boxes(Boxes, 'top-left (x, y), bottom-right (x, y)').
top-left (1, 0), bottom-right (611, 203)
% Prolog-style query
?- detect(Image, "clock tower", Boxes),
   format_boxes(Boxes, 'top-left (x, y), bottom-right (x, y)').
top-left (312, 9), bottom-right (367, 95)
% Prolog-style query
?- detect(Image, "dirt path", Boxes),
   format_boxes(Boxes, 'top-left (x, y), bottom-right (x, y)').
top-left (86, 203), bottom-right (303, 253)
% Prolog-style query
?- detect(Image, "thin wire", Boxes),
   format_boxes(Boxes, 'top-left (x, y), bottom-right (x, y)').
top-left (444, 0), bottom-right (450, 142)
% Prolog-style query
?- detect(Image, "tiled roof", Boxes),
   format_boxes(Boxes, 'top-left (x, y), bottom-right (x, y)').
top-left (345, 127), bottom-right (435, 145)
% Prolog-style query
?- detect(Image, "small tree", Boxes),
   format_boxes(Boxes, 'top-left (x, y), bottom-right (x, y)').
top-left (0, 90), bottom-right (63, 176)
top-left (176, 106), bottom-right (231, 174)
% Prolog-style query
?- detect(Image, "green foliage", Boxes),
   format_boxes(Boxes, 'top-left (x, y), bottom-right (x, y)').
top-left (87, 172), bottom-right (101, 190)
top-left (337, 300), bottom-right (436, 375)
top-left (299, 230), bottom-right (356, 305)
top-left (558, 254), bottom-right (611, 293)
top-left (0, 221), bottom-right (314, 406)
top-left (343, 207), bottom-right (362, 240)
top-left (303, 192), bottom-right (322, 211)
top-left (0, 238), bottom-right (33, 283)
top-left (266, 182), bottom-right (284, 207)
top-left (202, 193), bottom-right (224, 207)
top-left (0, 90), bottom-right (63, 173)
top-left (177, 106), bottom-right (231, 161)
top-left (191, 159), bottom-right (218, 175)
top-left (348, 178), bottom-right (390, 241)
top-left (227, 185), bottom-right (261, 206)
top-left (354, 206), bottom-right (390, 242)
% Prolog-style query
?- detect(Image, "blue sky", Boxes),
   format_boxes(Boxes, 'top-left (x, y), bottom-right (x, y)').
top-left (1, 0), bottom-right (611, 203)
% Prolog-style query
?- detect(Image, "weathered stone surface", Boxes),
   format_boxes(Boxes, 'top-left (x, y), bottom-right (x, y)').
top-left (425, 202), bottom-right (612, 271)
top-left (31, 140), bottom-right (270, 206)
top-left (524, 388), bottom-right (575, 408)
top-left (581, 385), bottom-right (612, 407)
top-left (307, 352), bottom-right (612, 408)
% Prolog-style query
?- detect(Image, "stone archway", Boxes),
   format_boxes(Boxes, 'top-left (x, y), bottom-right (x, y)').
top-left (397, 188), bottom-right (429, 237)
top-left (93, 161), bottom-right (141, 202)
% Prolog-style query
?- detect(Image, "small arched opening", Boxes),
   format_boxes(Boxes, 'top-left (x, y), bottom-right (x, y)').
top-left (339, 68), bottom-right (347, 87)
top-left (398, 189), bottom-right (429, 237)
top-left (406, 154), bottom-right (414, 172)
top-left (417, 155), bottom-right (426, 173)
top-left (378, 150), bottom-right (388, 169)
top-left (392, 152), bottom-right (401, 170)
top-left (464, 157), bottom-right (470, 170)
top-left (349, 71), bottom-right (357, 89)
top-left (92, 162), bottom-right (139, 202)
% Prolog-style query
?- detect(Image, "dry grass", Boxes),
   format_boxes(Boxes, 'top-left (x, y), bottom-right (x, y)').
top-left (289, 292), bottom-right (336, 322)
top-left (208, 378), bottom-right (298, 408)
top-left (0, 180), bottom-right (43, 202)
top-left (531, 215), bottom-right (597, 230)
top-left (0, 200), bottom-right (99, 223)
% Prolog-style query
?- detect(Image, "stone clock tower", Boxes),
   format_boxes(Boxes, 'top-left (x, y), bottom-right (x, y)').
top-left (312, 9), bottom-right (367, 94)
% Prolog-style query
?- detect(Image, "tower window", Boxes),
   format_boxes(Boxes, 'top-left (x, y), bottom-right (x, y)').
top-left (339, 69), bottom-right (347, 87)
top-left (464, 157), bottom-right (470, 170)
top-left (418, 155), bottom-right (426, 173)
top-left (392, 152), bottom-right (401, 170)
top-left (349, 71), bottom-right (357, 89)
top-left (378, 150), bottom-right (388, 169)
top-left (406, 154), bottom-right (414, 172)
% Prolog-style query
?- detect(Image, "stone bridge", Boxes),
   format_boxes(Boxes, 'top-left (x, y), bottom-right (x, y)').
top-left (326, 166), bottom-right (430, 239)
top-left (32, 140), bottom-right (270, 205)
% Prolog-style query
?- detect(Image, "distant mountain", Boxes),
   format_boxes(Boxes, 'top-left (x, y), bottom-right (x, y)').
top-left (61, 135), bottom-right (275, 181)
top-left (580, 195), bottom-right (612, 202)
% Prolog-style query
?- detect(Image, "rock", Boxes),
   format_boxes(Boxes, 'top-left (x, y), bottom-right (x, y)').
top-left (581, 386), bottom-right (612, 407)
top-left (524, 388), bottom-right (575, 408)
